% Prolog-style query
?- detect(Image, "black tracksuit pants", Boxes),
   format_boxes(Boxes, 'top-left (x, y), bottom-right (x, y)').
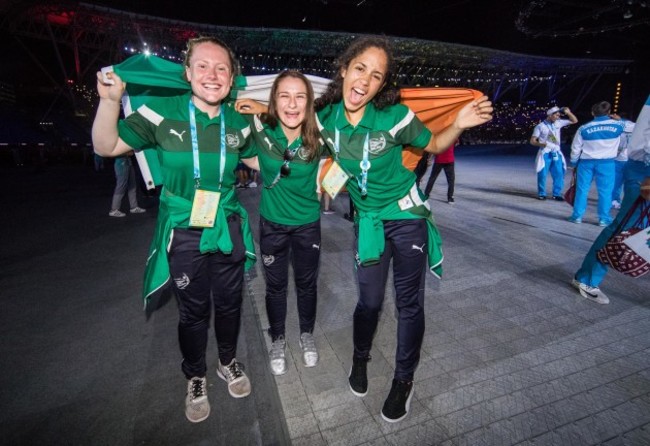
top-left (353, 218), bottom-right (428, 382)
top-left (168, 216), bottom-right (245, 379)
top-left (260, 216), bottom-right (321, 341)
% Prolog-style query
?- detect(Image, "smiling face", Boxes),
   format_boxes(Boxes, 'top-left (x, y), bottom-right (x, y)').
top-left (340, 46), bottom-right (388, 125)
top-left (274, 76), bottom-right (309, 140)
top-left (185, 41), bottom-right (233, 115)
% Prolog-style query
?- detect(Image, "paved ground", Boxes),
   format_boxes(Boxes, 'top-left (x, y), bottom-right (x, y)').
top-left (1, 145), bottom-right (649, 445)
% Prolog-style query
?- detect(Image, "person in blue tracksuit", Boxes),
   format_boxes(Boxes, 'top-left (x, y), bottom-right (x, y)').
top-left (568, 101), bottom-right (634, 226)
top-left (611, 116), bottom-right (635, 209)
top-left (530, 106), bottom-right (578, 200)
top-left (571, 94), bottom-right (650, 304)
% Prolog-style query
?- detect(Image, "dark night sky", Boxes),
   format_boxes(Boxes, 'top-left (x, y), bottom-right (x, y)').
top-left (88, 0), bottom-right (649, 62)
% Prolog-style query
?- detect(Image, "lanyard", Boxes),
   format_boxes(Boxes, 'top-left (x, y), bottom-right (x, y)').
top-left (189, 99), bottom-right (226, 189)
top-left (333, 104), bottom-right (370, 197)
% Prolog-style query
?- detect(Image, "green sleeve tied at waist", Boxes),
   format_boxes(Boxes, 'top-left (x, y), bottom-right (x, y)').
top-left (141, 188), bottom-right (256, 305)
top-left (356, 183), bottom-right (443, 278)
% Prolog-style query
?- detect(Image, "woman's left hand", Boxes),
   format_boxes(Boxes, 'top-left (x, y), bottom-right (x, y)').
top-left (455, 96), bottom-right (493, 129)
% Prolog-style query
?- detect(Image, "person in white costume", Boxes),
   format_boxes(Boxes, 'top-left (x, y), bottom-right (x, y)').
top-left (530, 105), bottom-right (578, 200)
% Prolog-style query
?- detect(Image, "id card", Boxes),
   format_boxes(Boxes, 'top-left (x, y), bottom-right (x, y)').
top-left (321, 161), bottom-right (350, 200)
top-left (189, 189), bottom-right (221, 228)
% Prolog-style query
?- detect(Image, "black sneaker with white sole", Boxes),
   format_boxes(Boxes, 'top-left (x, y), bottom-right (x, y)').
top-left (348, 356), bottom-right (370, 397)
top-left (381, 379), bottom-right (414, 423)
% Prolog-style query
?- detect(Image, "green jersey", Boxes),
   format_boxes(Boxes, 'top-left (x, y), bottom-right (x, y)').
top-left (248, 115), bottom-right (323, 225)
top-left (118, 92), bottom-right (255, 220)
top-left (117, 92), bottom-right (257, 302)
top-left (316, 102), bottom-right (431, 212)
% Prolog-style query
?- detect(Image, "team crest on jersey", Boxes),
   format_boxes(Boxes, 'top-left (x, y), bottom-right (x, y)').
top-left (226, 134), bottom-right (240, 147)
top-left (297, 146), bottom-right (309, 161)
top-left (368, 135), bottom-right (387, 154)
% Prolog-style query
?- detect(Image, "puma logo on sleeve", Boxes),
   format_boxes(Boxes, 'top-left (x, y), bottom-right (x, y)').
top-left (169, 129), bottom-right (186, 142)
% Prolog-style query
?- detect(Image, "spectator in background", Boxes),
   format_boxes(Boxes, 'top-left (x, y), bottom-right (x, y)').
top-left (612, 113), bottom-right (635, 209)
top-left (529, 106), bottom-right (578, 201)
top-left (108, 153), bottom-right (146, 217)
top-left (568, 101), bottom-right (634, 226)
top-left (423, 140), bottom-right (457, 204)
top-left (413, 151), bottom-right (431, 186)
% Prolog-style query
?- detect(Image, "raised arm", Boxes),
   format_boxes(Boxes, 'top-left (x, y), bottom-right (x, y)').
top-left (424, 95), bottom-right (493, 154)
top-left (562, 107), bottom-right (578, 124)
top-left (235, 98), bottom-right (268, 115)
top-left (91, 71), bottom-right (135, 157)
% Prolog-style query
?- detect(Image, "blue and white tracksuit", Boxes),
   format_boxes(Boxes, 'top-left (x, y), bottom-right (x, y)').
top-left (532, 119), bottom-right (571, 197)
top-left (575, 95), bottom-right (650, 287)
top-left (569, 116), bottom-right (631, 223)
top-left (612, 120), bottom-right (635, 203)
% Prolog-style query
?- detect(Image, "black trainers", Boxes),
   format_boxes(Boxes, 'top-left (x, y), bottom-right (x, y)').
top-left (381, 379), bottom-right (414, 423)
top-left (348, 356), bottom-right (370, 397)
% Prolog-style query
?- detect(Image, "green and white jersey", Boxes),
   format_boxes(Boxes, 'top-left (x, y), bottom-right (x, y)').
top-left (316, 102), bottom-right (431, 212)
top-left (248, 115), bottom-right (324, 225)
top-left (118, 92), bottom-right (254, 214)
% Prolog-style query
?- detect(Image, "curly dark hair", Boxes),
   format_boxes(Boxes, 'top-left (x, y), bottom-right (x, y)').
top-left (262, 70), bottom-right (321, 162)
top-left (315, 36), bottom-right (400, 111)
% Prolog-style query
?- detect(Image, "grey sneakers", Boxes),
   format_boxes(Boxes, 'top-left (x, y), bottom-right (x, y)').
top-left (299, 332), bottom-right (319, 368)
top-left (217, 359), bottom-right (252, 398)
top-left (571, 278), bottom-right (610, 304)
top-left (185, 377), bottom-right (210, 423)
top-left (108, 209), bottom-right (126, 217)
top-left (269, 336), bottom-right (288, 375)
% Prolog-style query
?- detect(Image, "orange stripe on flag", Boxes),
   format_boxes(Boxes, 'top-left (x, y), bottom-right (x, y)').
top-left (400, 87), bottom-right (483, 170)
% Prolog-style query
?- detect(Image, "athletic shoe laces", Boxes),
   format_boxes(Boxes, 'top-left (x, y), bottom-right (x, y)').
top-left (189, 378), bottom-right (206, 400)
top-left (222, 361), bottom-right (245, 381)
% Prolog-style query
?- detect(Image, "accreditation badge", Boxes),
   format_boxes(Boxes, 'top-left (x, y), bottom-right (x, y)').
top-left (189, 189), bottom-right (221, 228)
top-left (321, 160), bottom-right (350, 200)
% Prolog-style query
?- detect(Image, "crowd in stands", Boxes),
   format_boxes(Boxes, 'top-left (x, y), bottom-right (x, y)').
top-left (0, 100), bottom-right (579, 168)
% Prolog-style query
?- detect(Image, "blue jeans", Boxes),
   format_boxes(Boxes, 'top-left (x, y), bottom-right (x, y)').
top-left (570, 159), bottom-right (615, 223)
top-left (575, 160), bottom-right (650, 287)
top-left (537, 152), bottom-right (565, 197)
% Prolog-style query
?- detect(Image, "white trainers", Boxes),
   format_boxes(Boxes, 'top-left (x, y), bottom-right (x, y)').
top-left (571, 278), bottom-right (609, 304)
top-left (130, 206), bottom-right (146, 213)
top-left (299, 332), bottom-right (319, 367)
top-left (217, 359), bottom-right (252, 398)
top-left (185, 377), bottom-right (210, 423)
top-left (611, 200), bottom-right (621, 209)
top-left (108, 209), bottom-right (126, 217)
top-left (269, 336), bottom-right (287, 375)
